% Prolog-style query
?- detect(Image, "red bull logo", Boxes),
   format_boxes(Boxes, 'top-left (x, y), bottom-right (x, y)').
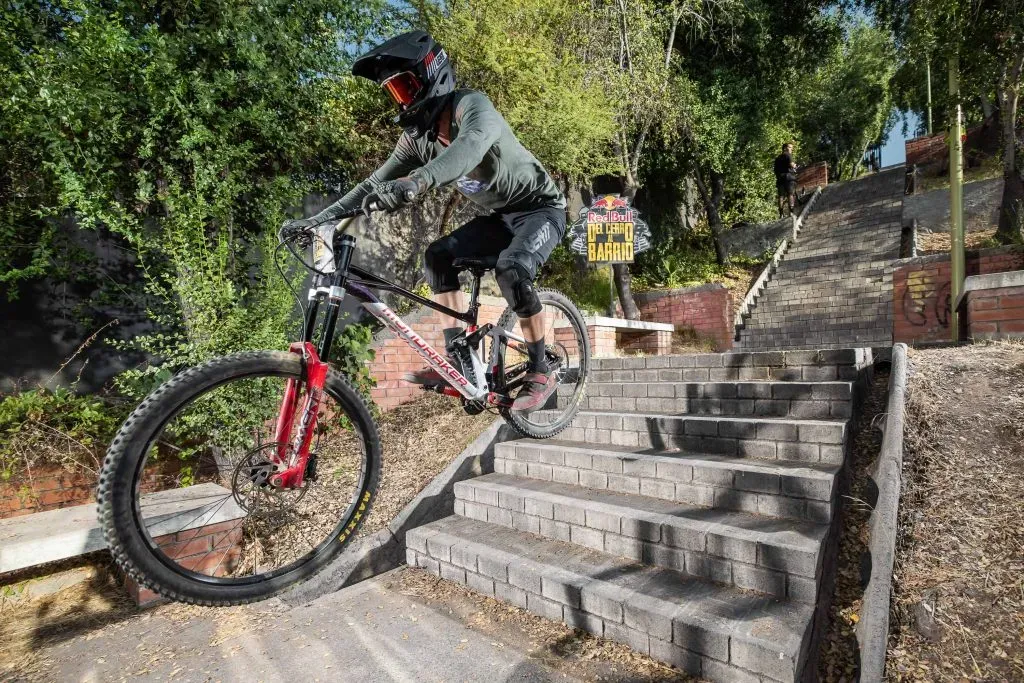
top-left (592, 195), bottom-right (629, 210)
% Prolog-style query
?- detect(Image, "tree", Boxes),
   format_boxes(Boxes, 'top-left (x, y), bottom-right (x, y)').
top-left (0, 0), bottom-right (382, 373)
top-left (869, 0), bottom-right (1024, 242)
top-left (796, 21), bottom-right (897, 180)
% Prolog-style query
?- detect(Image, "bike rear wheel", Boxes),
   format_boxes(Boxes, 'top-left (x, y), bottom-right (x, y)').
top-left (97, 351), bottom-right (381, 606)
top-left (496, 288), bottom-right (590, 439)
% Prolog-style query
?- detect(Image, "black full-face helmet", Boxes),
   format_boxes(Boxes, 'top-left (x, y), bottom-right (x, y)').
top-left (352, 31), bottom-right (455, 139)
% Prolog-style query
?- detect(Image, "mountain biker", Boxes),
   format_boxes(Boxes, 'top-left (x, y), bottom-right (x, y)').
top-left (280, 31), bottom-right (567, 413)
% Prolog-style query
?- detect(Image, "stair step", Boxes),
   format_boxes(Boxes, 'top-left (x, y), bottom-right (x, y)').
top-left (588, 350), bottom-right (869, 381)
top-left (559, 381), bottom-right (852, 419)
top-left (407, 515), bottom-right (815, 682)
top-left (494, 440), bottom-right (839, 523)
top-left (536, 410), bottom-right (848, 464)
top-left (454, 473), bottom-right (826, 600)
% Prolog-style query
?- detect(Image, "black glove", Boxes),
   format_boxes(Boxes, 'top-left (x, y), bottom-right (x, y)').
top-left (364, 177), bottom-right (421, 213)
top-left (279, 217), bottom-right (317, 243)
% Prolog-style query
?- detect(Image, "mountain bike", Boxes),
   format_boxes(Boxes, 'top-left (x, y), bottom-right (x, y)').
top-left (97, 207), bottom-right (591, 606)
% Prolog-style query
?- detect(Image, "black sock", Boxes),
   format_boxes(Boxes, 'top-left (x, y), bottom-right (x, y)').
top-left (527, 338), bottom-right (548, 373)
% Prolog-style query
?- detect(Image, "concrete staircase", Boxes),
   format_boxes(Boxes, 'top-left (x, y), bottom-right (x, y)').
top-left (736, 169), bottom-right (904, 350)
top-left (406, 350), bottom-right (872, 682)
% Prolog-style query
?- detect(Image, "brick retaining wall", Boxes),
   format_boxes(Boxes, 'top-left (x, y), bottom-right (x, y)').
top-left (892, 246), bottom-right (1024, 344)
top-left (905, 133), bottom-right (948, 169)
top-left (633, 284), bottom-right (734, 351)
top-left (0, 465), bottom-right (94, 518)
top-left (795, 162), bottom-right (828, 194)
top-left (367, 295), bottom-right (507, 412)
top-left (966, 285), bottom-right (1024, 340)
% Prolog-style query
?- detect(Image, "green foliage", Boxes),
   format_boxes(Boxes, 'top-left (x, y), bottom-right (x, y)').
top-left (0, 0), bottom-right (384, 380)
top-left (794, 21), bottom-right (898, 180)
top-left (540, 244), bottom-right (615, 315)
top-left (436, 0), bottom-right (620, 180)
top-left (0, 388), bottom-right (128, 480)
top-left (330, 320), bottom-right (378, 407)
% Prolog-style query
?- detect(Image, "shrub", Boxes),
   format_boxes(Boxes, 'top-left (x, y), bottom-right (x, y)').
top-left (0, 387), bottom-right (128, 482)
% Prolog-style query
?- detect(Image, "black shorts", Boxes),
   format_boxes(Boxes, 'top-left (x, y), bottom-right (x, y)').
top-left (776, 177), bottom-right (796, 197)
top-left (424, 205), bottom-right (566, 293)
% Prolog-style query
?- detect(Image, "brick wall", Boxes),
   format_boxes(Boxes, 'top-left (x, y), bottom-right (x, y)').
top-left (1, 459), bottom-right (185, 520)
top-left (966, 285), bottom-right (1024, 340)
top-left (0, 465), bottom-right (94, 519)
top-left (905, 133), bottom-right (948, 168)
top-left (795, 162), bottom-right (828, 194)
top-left (892, 246), bottom-right (1024, 344)
top-left (367, 295), bottom-right (506, 411)
top-left (633, 284), bottom-right (734, 351)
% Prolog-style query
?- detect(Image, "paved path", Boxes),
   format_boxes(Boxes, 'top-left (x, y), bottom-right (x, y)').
top-left (15, 569), bottom-right (641, 683)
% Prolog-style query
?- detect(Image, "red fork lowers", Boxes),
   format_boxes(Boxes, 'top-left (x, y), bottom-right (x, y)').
top-left (270, 342), bottom-right (329, 489)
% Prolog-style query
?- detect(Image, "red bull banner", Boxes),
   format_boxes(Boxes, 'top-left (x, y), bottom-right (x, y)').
top-left (567, 195), bottom-right (652, 264)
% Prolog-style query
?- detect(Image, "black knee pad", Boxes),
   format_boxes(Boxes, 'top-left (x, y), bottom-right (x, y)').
top-left (495, 260), bottom-right (542, 317)
top-left (424, 238), bottom-right (460, 293)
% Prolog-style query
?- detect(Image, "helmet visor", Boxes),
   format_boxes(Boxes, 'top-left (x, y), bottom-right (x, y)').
top-left (382, 71), bottom-right (423, 108)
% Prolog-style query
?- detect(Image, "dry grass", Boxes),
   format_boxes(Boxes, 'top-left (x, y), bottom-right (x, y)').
top-left (887, 341), bottom-right (1024, 681)
top-left (360, 392), bottom-right (494, 536)
top-left (0, 393), bottom-right (493, 680)
top-left (916, 228), bottom-right (999, 256)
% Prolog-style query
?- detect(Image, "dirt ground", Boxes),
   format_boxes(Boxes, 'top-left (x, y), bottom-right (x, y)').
top-left (360, 392), bottom-right (494, 536)
top-left (888, 341), bottom-right (1024, 681)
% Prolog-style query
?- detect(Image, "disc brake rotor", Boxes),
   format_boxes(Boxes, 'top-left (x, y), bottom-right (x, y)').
top-left (231, 443), bottom-right (309, 514)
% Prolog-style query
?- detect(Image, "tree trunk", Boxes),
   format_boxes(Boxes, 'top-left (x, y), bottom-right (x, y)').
top-left (996, 51), bottom-right (1024, 244)
top-left (980, 92), bottom-right (996, 120)
top-left (439, 189), bottom-right (463, 234)
top-left (693, 167), bottom-right (729, 266)
top-left (610, 180), bottom-right (641, 319)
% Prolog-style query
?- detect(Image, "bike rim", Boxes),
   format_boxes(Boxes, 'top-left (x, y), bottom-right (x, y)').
top-left (129, 369), bottom-right (370, 586)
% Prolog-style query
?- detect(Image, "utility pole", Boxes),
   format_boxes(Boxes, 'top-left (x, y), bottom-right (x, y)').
top-left (926, 59), bottom-right (933, 136)
top-left (948, 54), bottom-right (965, 342)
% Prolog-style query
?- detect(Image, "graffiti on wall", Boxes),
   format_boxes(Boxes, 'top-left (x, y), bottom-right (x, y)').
top-left (900, 268), bottom-right (951, 329)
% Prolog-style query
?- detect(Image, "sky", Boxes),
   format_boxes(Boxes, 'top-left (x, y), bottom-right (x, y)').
top-left (879, 110), bottom-right (924, 167)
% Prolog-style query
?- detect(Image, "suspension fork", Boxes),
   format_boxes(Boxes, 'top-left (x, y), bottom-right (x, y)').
top-left (270, 234), bottom-right (356, 489)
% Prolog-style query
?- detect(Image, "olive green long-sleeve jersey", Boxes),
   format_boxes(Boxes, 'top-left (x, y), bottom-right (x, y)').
top-left (309, 89), bottom-right (565, 224)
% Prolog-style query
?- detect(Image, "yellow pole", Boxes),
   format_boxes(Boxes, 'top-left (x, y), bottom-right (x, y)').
top-left (948, 55), bottom-right (965, 342)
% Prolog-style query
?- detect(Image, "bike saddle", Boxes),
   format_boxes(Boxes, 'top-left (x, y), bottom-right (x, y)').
top-left (452, 255), bottom-right (499, 275)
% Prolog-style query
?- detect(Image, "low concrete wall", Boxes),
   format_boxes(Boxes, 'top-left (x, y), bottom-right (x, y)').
top-left (856, 343), bottom-right (908, 682)
top-left (720, 218), bottom-right (790, 260)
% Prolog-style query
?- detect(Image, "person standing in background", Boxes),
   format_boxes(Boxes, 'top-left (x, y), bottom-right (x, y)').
top-left (774, 142), bottom-right (798, 218)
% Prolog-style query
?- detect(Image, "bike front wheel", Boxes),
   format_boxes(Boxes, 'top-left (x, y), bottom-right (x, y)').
top-left (496, 288), bottom-right (591, 439)
top-left (97, 351), bottom-right (381, 606)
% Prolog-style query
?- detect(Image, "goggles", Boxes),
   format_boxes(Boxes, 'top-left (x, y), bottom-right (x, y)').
top-left (381, 71), bottom-right (423, 108)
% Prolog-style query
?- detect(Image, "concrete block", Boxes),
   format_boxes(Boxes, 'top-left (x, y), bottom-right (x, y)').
top-left (466, 571), bottom-right (495, 597)
top-left (527, 592), bottom-right (565, 621)
top-left (605, 621), bottom-right (651, 655)
top-left (649, 638), bottom-right (702, 676)
top-left (570, 524), bottom-right (605, 551)
top-left (495, 581), bottom-right (529, 609)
